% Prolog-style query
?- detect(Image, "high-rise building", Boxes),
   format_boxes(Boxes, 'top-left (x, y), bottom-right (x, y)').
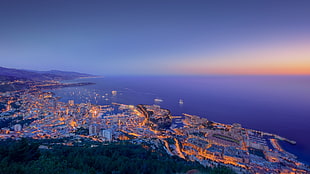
top-left (6, 100), bottom-right (12, 111)
top-left (101, 129), bottom-right (112, 142)
top-left (68, 100), bottom-right (74, 106)
top-left (89, 125), bottom-right (97, 136)
top-left (6, 104), bottom-right (10, 111)
top-left (14, 124), bottom-right (22, 132)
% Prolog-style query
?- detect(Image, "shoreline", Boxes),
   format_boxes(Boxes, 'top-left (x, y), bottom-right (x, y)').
top-left (78, 76), bottom-right (104, 79)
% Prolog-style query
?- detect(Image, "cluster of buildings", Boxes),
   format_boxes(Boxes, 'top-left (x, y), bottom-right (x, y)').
top-left (170, 114), bottom-right (309, 173)
top-left (0, 87), bottom-right (309, 174)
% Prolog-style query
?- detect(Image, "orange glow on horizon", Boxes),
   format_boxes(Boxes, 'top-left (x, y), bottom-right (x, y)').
top-left (179, 64), bottom-right (310, 75)
top-left (169, 39), bottom-right (310, 75)
top-left (178, 66), bottom-right (310, 75)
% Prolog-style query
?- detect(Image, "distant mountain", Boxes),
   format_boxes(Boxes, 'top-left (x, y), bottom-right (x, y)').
top-left (30, 69), bottom-right (94, 80)
top-left (0, 66), bottom-right (94, 81)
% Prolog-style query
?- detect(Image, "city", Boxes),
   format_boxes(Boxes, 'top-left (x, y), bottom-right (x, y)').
top-left (0, 80), bottom-right (309, 174)
top-left (1, 0), bottom-right (310, 173)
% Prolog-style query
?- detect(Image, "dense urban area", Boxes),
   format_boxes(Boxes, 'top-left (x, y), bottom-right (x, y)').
top-left (0, 71), bottom-right (309, 174)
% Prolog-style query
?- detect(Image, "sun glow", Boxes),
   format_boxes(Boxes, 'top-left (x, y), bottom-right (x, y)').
top-left (171, 39), bottom-right (310, 75)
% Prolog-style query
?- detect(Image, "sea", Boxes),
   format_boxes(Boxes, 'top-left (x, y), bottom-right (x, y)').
top-left (50, 75), bottom-right (310, 164)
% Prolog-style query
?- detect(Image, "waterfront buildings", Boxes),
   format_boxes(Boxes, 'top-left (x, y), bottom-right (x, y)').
top-left (0, 87), bottom-right (309, 173)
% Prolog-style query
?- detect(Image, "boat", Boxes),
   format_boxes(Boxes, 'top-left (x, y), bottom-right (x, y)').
top-left (179, 99), bottom-right (184, 105)
top-left (154, 98), bottom-right (163, 102)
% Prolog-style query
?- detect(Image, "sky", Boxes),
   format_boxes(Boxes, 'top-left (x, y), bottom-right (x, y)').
top-left (0, 0), bottom-right (309, 75)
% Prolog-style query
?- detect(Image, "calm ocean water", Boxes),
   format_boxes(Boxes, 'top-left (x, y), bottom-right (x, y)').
top-left (51, 76), bottom-right (310, 164)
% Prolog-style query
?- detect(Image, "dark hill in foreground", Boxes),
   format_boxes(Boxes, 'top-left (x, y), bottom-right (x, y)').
top-left (0, 138), bottom-right (234, 174)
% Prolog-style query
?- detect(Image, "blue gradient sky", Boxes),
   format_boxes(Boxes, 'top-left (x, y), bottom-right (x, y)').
top-left (0, 0), bottom-right (310, 75)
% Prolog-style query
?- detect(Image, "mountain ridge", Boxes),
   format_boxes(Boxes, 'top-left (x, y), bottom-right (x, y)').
top-left (0, 66), bottom-right (94, 81)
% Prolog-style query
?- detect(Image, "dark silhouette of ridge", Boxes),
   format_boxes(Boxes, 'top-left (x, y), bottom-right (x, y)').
top-left (0, 66), bottom-right (94, 81)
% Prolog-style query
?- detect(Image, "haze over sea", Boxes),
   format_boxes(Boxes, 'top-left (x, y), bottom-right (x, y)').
top-left (51, 75), bottom-right (310, 164)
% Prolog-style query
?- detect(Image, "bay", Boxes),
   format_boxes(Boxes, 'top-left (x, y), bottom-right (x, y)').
top-left (51, 75), bottom-right (310, 164)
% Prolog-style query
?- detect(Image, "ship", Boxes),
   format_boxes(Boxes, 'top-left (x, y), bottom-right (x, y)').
top-left (179, 99), bottom-right (184, 105)
top-left (154, 98), bottom-right (163, 102)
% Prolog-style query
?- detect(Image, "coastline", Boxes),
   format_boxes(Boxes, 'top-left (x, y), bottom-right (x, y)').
top-left (78, 75), bottom-right (104, 79)
top-left (50, 76), bottom-right (310, 164)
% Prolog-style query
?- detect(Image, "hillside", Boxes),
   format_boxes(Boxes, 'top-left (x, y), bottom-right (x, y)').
top-left (0, 66), bottom-right (94, 81)
top-left (0, 138), bottom-right (234, 174)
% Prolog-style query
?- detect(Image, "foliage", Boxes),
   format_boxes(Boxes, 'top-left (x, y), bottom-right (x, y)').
top-left (0, 138), bottom-right (235, 174)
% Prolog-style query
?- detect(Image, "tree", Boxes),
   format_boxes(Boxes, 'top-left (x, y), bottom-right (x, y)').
top-left (8, 138), bottom-right (40, 163)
